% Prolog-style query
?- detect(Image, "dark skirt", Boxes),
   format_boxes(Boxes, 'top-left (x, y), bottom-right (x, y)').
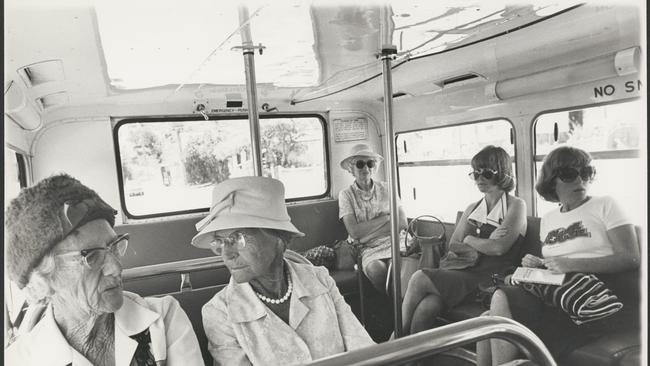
top-left (420, 268), bottom-right (487, 308)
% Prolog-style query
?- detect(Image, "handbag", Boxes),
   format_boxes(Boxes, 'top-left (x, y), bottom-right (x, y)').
top-left (302, 245), bottom-right (336, 270)
top-left (332, 239), bottom-right (361, 270)
top-left (408, 215), bottom-right (447, 268)
top-left (387, 215), bottom-right (446, 298)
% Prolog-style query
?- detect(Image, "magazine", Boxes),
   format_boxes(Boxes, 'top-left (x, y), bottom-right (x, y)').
top-left (511, 267), bottom-right (566, 285)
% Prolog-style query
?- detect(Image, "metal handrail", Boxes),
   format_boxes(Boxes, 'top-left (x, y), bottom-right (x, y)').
top-left (304, 316), bottom-right (557, 366)
top-left (122, 249), bottom-right (309, 282)
top-left (122, 257), bottom-right (225, 282)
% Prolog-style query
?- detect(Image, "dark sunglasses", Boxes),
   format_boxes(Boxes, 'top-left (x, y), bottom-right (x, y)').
top-left (355, 160), bottom-right (376, 169)
top-left (468, 168), bottom-right (499, 180)
top-left (555, 166), bottom-right (596, 183)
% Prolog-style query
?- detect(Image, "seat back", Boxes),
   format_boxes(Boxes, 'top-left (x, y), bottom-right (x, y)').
top-left (169, 285), bottom-right (223, 366)
top-left (454, 211), bottom-right (542, 265)
top-left (519, 216), bottom-right (542, 258)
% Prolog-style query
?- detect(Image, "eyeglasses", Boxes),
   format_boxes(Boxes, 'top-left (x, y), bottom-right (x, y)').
top-left (209, 231), bottom-right (248, 256)
top-left (354, 160), bottom-right (376, 169)
top-left (56, 233), bottom-right (129, 269)
top-left (468, 168), bottom-right (499, 180)
top-left (555, 166), bottom-right (596, 183)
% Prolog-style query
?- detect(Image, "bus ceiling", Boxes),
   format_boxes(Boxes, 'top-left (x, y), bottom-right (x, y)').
top-left (4, 1), bottom-right (642, 130)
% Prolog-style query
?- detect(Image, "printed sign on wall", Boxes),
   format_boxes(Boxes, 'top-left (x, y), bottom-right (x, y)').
top-left (333, 117), bottom-right (368, 142)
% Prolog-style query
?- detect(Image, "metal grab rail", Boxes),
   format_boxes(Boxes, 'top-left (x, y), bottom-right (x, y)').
top-left (122, 250), bottom-right (308, 283)
top-left (304, 316), bottom-right (557, 366)
top-left (122, 257), bottom-right (225, 282)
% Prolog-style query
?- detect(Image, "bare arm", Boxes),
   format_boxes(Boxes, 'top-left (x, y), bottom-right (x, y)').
top-left (543, 224), bottom-right (640, 274)
top-left (342, 207), bottom-right (407, 243)
top-left (447, 202), bottom-right (480, 254)
top-left (341, 213), bottom-right (389, 242)
top-left (463, 197), bottom-right (527, 256)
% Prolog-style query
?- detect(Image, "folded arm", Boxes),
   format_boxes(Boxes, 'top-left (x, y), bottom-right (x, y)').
top-left (342, 207), bottom-right (407, 243)
top-left (462, 197), bottom-right (527, 256)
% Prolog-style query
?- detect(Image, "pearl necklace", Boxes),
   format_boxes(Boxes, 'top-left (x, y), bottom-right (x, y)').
top-left (254, 270), bottom-right (293, 305)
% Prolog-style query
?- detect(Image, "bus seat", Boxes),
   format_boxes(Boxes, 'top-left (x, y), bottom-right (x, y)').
top-left (560, 330), bottom-right (641, 366)
top-left (168, 284), bottom-right (223, 366)
top-left (286, 200), bottom-right (348, 253)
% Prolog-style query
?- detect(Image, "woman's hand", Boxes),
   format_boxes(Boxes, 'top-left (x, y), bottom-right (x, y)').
top-left (542, 257), bottom-right (572, 274)
top-left (521, 254), bottom-right (545, 268)
top-left (489, 226), bottom-right (508, 240)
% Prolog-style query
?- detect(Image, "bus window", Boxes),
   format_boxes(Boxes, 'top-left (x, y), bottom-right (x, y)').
top-left (116, 116), bottom-right (327, 218)
top-left (4, 147), bottom-right (24, 210)
top-left (397, 120), bottom-right (515, 222)
top-left (534, 100), bottom-right (644, 224)
top-left (4, 147), bottom-right (27, 332)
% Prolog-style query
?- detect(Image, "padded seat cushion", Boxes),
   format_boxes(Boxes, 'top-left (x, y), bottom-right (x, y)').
top-left (560, 330), bottom-right (641, 366)
top-left (329, 269), bottom-right (359, 296)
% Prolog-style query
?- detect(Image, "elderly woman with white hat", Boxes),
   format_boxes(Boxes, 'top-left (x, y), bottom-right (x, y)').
top-left (338, 143), bottom-right (408, 293)
top-left (193, 176), bottom-right (374, 366)
top-left (5, 174), bottom-right (203, 366)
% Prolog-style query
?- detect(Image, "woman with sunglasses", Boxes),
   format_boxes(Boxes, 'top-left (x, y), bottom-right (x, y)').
top-left (401, 145), bottom-right (527, 335)
top-left (478, 146), bottom-right (640, 366)
top-left (5, 174), bottom-right (203, 366)
top-left (338, 143), bottom-right (409, 293)
top-left (193, 177), bottom-right (374, 366)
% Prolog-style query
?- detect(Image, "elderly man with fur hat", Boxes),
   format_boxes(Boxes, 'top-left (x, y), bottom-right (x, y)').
top-left (5, 174), bottom-right (203, 366)
top-left (194, 176), bottom-right (374, 366)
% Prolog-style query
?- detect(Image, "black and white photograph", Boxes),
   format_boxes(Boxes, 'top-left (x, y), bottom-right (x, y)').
top-left (4, 0), bottom-right (646, 365)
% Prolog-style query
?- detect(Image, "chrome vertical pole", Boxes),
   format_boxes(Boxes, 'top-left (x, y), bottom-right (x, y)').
top-left (379, 5), bottom-right (403, 338)
top-left (238, 5), bottom-right (263, 176)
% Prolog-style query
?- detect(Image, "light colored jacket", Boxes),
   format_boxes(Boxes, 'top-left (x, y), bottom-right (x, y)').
top-left (6, 291), bottom-right (203, 366)
top-left (202, 260), bottom-right (375, 366)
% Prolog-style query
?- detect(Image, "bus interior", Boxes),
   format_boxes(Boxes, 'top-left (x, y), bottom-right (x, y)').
top-left (4, 1), bottom-right (647, 365)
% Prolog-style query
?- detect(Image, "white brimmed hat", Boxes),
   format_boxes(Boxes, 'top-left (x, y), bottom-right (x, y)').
top-left (339, 143), bottom-right (384, 169)
top-left (191, 177), bottom-right (304, 249)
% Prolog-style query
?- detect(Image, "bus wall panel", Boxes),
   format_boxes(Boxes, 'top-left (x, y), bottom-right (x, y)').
top-left (30, 119), bottom-right (123, 216)
top-left (115, 199), bottom-right (349, 269)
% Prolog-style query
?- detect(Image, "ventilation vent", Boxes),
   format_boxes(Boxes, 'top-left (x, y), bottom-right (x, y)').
top-left (36, 92), bottom-right (68, 110)
top-left (433, 73), bottom-right (484, 88)
top-left (18, 60), bottom-right (65, 87)
top-left (226, 93), bottom-right (243, 108)
top-left (377, 91), bottom-right (412, 102)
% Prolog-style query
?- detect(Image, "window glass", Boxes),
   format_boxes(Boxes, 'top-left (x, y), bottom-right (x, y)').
top-left (397, 120), bottom-right (515, 222)
top-left (260, 118), bottom-right (327, 199)
top-left (4, 147), bottom-right (27, 330)
top-left (4, 147), bottom-right (23, 210)
top-left (534, 100), bottom-right (644, 224)
top-left (117, 116), bottom-right (327, 217)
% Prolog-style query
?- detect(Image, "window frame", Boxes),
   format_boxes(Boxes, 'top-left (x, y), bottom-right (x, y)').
top-left (396, 117), bottom-right (518, 223)
top-left (113, 113), bottom-right (331, 219)
top-left (530, 97), bottom-right (643, 217)
top-left (4, 145), bottom-right (29, 189)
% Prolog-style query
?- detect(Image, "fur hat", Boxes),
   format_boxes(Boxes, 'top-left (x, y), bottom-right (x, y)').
top-left (5, 174), bottom-right (117, 288)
